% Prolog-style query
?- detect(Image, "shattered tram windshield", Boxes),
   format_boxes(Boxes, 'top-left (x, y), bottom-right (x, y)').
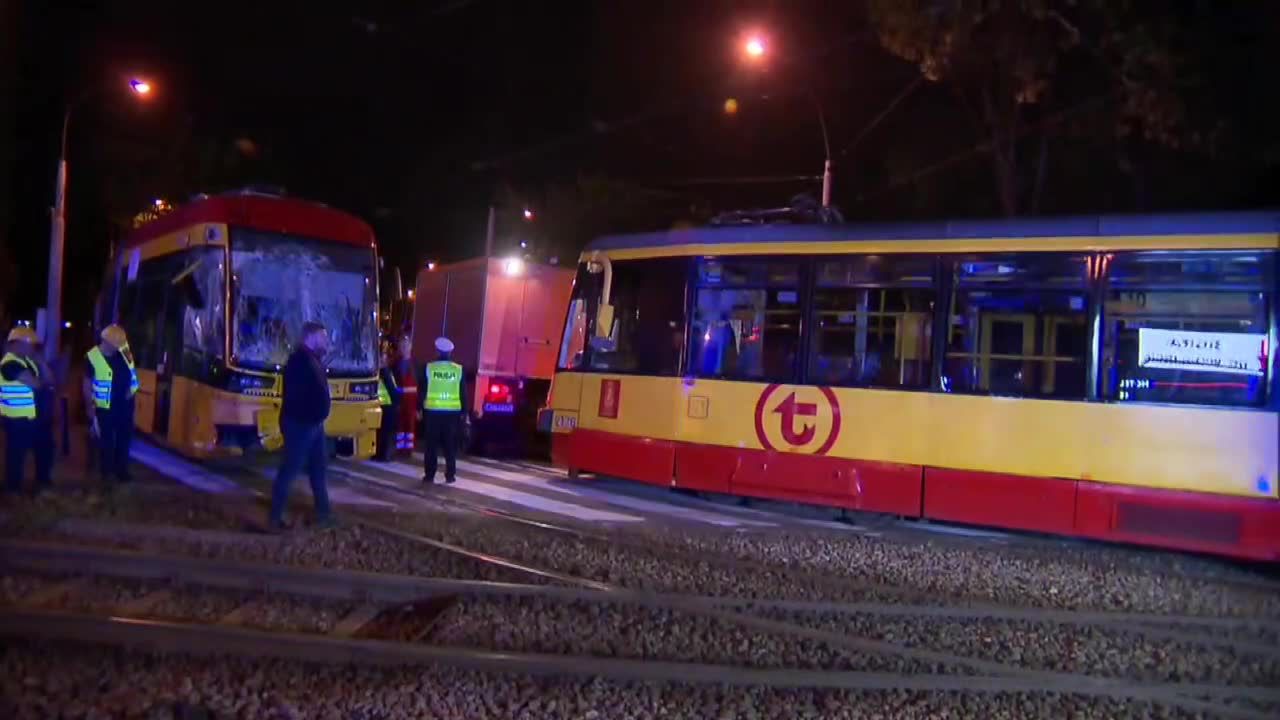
top-left (230, 228), bottom-right (378, 376)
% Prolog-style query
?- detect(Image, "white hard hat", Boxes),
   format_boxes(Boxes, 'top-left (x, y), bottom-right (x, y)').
top-left (435, 337), bottom-right (454, 353)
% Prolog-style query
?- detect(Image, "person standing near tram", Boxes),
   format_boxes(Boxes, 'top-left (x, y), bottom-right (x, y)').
top-left (1, 327), bottom-right (56, 494)
top-left (82, 324), bottom-right (140, 484)
top-left (373, 347), bottom-right (402, 462)
top-left (419, 336), bottom-right (464, 484)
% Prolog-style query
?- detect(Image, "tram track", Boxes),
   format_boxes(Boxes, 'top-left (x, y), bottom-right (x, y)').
top-left (28, 444), bottom-right (1268, 717)
top-left (3, 537), bottom-right (1278, 719)
top-left (330, 461), bottom-right (1280, 626)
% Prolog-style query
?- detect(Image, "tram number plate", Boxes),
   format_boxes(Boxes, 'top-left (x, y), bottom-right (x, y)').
top-left (551, 412), bottom-right (578, 433)
top-left (484, 402), bottom-right (515, 414)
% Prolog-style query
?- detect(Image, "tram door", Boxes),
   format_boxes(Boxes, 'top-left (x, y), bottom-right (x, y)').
top-left (978, 313), bottom-right (1086, 395)
top-left (154, 261), bottom-right (206, 441)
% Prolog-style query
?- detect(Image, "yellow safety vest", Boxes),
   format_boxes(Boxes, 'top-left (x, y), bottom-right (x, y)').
top-left (423, 361), bottom-right (462, 411)
top-left (378, 373), bottom-right (396, 406)
top-left (0, 352), bottom-right (38, 420)
top-left (86, 345), bottom-right (140, 410)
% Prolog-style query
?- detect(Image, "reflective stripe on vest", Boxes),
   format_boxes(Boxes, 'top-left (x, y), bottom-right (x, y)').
top-left (0, 352), bottom-right (38, 420)
top-left (423, 361), bottom-right (462, 411)
top-left (86, 345), bottom-right (139, 410)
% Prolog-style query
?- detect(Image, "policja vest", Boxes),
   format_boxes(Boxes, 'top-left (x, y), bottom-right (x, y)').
top-left (423, 361), bottom-right (462, 411)
top-left (86, 345), bottom-right (140, 410)
top-left (0, 353), bottom-right (39, 420)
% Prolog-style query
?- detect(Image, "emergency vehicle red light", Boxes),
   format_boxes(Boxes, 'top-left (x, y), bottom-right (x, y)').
top-left (486, 382), bottom-right (512, 403)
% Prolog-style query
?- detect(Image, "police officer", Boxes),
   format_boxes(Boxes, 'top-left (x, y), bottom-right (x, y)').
top-left (420, 336), bottom-right (463, 484)
top-left (373, 348), bottom-right (402, 462)
top-left (82, 324), bottom-right (139, 484)
top-left (1, 327), bottom-right (55, 494)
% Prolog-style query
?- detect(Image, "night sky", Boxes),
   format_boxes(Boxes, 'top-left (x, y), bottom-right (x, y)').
top-left (3, 1), bottom-right (1278, 325)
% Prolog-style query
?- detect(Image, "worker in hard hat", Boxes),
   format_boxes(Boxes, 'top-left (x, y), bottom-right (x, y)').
top-left (1, 326), bottom-right (56, 494)
top-left (373, 347), bottom-right (402, 462)
top-left (418, 336), bottom-right (464, 484)
top-left (82, 324), bottom-right (140, 484)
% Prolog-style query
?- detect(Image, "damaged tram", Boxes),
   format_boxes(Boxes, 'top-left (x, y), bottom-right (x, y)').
top-left (95, 189), bottom-right (384, 459)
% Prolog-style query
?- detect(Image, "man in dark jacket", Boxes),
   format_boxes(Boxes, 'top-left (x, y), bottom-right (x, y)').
top-left (267, 322), bottom-right (335, 530)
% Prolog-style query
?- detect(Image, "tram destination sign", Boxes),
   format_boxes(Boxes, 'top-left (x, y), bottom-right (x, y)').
top-left (1138, 328), bottom-right (1266, 376)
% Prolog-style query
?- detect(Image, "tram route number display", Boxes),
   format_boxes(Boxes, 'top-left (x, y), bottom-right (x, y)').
top-left (1138, 328), bottom-right (1266, 376)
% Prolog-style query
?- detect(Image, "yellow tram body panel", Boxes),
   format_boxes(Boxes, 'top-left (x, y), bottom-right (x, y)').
top-left (549, 373), bottom-right (1277, 500)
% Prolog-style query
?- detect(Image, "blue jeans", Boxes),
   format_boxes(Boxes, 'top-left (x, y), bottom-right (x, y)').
top-left (268, 419), bottom-right (332, 525)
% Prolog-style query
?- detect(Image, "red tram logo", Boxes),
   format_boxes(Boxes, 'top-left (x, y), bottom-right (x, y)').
top-left (752, 384), bottom-right (841, 455)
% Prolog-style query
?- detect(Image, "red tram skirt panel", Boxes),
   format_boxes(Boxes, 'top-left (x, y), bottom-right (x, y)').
top-left (553, 429), bottom-right (1280, 561)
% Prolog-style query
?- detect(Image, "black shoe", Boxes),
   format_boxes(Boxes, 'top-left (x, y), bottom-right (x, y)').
top-left (422, 475), bottom-right (435, 485)
top-left (445, 476), bottom-right (456, 485)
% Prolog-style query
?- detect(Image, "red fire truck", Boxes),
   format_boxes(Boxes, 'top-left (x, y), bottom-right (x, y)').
top-left (396, 256), bottom-right (574, 456)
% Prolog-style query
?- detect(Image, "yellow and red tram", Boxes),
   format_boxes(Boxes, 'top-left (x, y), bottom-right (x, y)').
top-left (96, 190), bottom-right (383, 459)
top-left (540, 212), bottom-right (1280, 560)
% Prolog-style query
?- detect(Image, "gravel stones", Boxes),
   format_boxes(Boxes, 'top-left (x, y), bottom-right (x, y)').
top-left (769, 609), bottom-right (1280, 687)
top-left (0, 639), bottom-right (1217, 720)
top-left (426, 596), bottom-right (955, 674)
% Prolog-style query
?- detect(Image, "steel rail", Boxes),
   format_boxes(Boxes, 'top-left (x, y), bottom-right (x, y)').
top-left (1, 608), bottom-right (1275, 718)
top-left (5, 537), bottom-right (1276, 718)
top-left (9, 537), bottom-right (1277, 641)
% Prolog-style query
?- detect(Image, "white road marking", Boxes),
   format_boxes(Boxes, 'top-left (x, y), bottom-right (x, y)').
top-left (453, 460), bottom-right (775, 528)
top-left (248, 466), bottom-right (397, 509)
top-left (366, 460), bottom-right (644, 524)
top-left (130, 444), bottom-right (245, 496)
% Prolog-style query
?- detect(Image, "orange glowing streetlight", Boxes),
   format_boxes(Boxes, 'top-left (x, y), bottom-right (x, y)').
top-left (736, 33), bottom-right (832, 209)
top-left (46, 75), bottom-right (154, 360)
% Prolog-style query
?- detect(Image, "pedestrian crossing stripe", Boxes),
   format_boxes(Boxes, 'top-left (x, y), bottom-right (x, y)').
top-left (450, 459), bottom-right (776, 528)
top-left (364, 459), bottom-right (644, 524)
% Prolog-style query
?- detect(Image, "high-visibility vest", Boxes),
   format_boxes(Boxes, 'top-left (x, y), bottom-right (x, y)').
top-left (423, 361), bottom-right (462, 411)
top-left (377, 373), bottom-right (396, 406)
top-left (0, 353), bottom-right (38, 420)
top-left (86, 344), bottom-right (140, 410)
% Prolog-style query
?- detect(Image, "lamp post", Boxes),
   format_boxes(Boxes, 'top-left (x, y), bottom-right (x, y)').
top-left (44, 77), bottom-right (151, 360)
top-left (739, 33), bottom-right (833, 209)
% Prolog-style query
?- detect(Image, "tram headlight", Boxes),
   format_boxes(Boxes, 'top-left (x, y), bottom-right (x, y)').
top-left (350, 382), bottom-right (378, 398)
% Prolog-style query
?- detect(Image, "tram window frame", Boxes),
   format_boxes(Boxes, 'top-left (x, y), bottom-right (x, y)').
top-left (585, 257), bottom-right (690, 376)
top-left (689, 257), bottom-right (805, 384)
top-left (942, 253), bottom-right (1093, 400)
top-left (557, 263), bottom-right (599, 372)
top-left (1100, 250), bottom-right (1274, 409)
top-left (121, 256), bottom-right (178, 371)
top-left (806, 254), bottom-right (937, 390)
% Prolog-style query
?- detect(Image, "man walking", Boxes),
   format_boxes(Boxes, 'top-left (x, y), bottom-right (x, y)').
top-left (420, 336), bottom-right (463, 484)
top-left (268, 322), bottom-right (335, 530)
top-left (1, 327), bottom-right (55, 494)
top-left (83, 324), bottom-right (139, 484)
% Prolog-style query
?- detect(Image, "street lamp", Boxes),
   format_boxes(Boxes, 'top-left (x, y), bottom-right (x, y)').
top-left (737, 35), bottom-right (833, 209)
top-left (45, 76), bottom-right (152, 360)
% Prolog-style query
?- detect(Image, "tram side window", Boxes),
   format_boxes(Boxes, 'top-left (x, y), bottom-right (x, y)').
top-left (588, 258), bottom-right (687, 375)
top-left (1103, 251), bottom-right (1272, 407)
top-left (691, 259), bottom-right (801, 382)
top-left (809, 256), bottom-right (935, 388)
top-left (118, 257), bottom-right (172, 370)
top-left (943, 254), bottom-right (1090, 399)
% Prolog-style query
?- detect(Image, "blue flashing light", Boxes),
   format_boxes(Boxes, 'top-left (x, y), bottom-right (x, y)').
top-left (1257, 476), bottom-right (1272, 494)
